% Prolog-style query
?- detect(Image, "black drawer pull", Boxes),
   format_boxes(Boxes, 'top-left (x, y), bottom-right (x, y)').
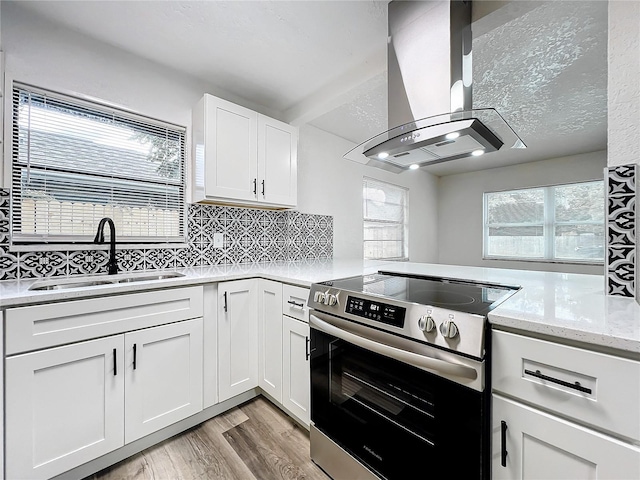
top-left (223, 291), bottom-right (228, 313)
top-left (305, 336), bottom-right (310, 361)
top-left (501, 420), bottom-right (508, 467)
top-left (287, 300), bottom-right (305, 308)
top-left (262, 179), bottom-right (265, 196)
top-left (113, 348), bottom-right (117, 376)
top-left (524, 369), bottom-right (592, 394)
top-left (133, 343), bottom-right (137, 370)
top-left (253, 178), bottom-right (257, 196)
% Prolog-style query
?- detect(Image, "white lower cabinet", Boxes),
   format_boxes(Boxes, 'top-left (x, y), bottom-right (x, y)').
top-left (492, 330), bottom-right (640, 480)
top-left (282, 315), bottom-right (310, 426)
top-left (6, 317), bottom-right (204, 480)
top-left (258, 279), bottom-right (283, 402)
top-left (6, 336), bottom-right (126, 480)
top-left (218, 279), bottom-right (258, 402)
top-left (492, 395), bottom-right (640, 479)
top-left (125, 318), bottom-right (203, 443)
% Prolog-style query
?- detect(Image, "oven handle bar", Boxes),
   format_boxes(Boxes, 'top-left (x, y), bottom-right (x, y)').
top-left (310, 315), bottom-right (478, 380)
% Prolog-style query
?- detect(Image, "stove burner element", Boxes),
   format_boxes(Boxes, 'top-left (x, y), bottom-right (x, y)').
top-left (410, 288), bottom-right (476, 307)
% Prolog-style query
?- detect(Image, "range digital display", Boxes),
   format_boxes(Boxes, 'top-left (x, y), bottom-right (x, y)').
top-left (346, 296), bottom-right (406, 328)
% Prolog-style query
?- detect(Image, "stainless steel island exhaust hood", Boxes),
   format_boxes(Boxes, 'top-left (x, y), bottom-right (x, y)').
top-left (345, 0), bottom-right (525, 173)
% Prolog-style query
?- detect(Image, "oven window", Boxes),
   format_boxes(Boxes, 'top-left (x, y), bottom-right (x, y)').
top-left (330, 341), bottom-right (436, 446)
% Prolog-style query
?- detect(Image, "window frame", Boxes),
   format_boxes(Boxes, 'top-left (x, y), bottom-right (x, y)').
top-left (8, 80), bottom-right (187, 250)
top-left (363, 176), bottom-right (409, 261)
top-left (483, 180), bottom-right (605, 264)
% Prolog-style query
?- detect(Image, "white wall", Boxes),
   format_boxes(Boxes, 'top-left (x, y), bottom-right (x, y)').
top-left (297, 124), bottom-right (439, 261)
top-left (437, 150), bottom-right (607, 274)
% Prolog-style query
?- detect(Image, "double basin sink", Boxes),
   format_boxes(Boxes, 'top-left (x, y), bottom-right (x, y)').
top-left (29, 271), bottom-right (185, 291)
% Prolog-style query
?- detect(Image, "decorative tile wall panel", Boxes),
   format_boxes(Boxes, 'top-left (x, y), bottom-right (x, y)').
top-left (0, 246), bottom-right (18, 280)
top-left (0, 189), bottom-right (9, 245)
top-left (18, 251), bottom-right (68, 278)
top-left (606, 164), bottom-right (637, 297)
top-left (0, 187), bottom-right (333, 280)
top-left (68, 250), bottom-right (108, 275)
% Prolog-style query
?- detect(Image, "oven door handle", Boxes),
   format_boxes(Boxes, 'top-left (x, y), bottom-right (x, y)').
top-left (310, 315), bottom-right (478, 380)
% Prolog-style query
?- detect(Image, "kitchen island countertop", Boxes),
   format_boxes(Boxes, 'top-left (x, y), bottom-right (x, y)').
top-left (1, 259), bottom-right (638, 355)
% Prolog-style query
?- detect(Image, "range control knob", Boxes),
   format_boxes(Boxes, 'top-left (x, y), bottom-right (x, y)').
top-left (439, 319), bottom-right (459, 339)
top-left (417, 315), bottom-right (436, 333)
top-left (327, 294), bottom-right (339, 306)
top-left (314, 291), bottom-right (325, 303)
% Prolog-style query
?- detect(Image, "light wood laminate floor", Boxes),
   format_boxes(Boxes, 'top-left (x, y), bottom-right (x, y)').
top-left (87, 397), bottom-right (329, 480)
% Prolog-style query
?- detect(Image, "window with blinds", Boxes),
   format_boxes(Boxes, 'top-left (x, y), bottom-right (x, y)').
top-left (11, 83), bottom-right (186, 245)
top-left (363, 177), bottom-right (408, 260)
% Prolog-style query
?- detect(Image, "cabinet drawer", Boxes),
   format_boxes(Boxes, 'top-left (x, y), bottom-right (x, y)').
top-left (6, 286), bottom-right (204, 355)
top-left (282, 284), bottom-right (310, 322)
top-left (492, 330), bottom-right (640, 441)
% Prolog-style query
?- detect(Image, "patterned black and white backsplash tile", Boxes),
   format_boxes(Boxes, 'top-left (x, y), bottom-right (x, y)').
top-left (606, 164), bottom-right (636, 297)
top-left (0, 188), bottom-right (333, 280)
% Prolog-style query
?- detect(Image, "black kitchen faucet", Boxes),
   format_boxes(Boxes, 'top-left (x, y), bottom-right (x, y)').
top-left (94, 217), bottom-right (119, 275)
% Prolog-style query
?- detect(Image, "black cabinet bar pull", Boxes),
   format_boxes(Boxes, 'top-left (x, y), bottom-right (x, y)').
top-left (501, 420), bottom-right (508, 467)
top-left (287, 300), bottom-right (305, 308)
top-left (262, 180), bottom-right (265, 196)
top-left (133, 344), bottom-right (137, 370)
top-left (113, 348), bottom-right (117, 376)
top-left (223, 291), bottom-right (228, 312)
top-left (305, 336), bottom-right (310, 361)
top-left (524, 369), bottom-right (592, 394)
top-left (253, 178), bottom-right (257, 196)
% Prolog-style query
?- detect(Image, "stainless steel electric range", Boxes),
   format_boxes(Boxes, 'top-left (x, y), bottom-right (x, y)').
top-left (307, 271), bottom-right (519, 480)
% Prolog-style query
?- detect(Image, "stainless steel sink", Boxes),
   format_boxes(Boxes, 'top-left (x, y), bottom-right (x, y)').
top-left (30, 280), bottom-right (115, 290)
top-left (114, 273), bottom-right (184, 283)
top-left (29, 272), bottom-right (185, 291)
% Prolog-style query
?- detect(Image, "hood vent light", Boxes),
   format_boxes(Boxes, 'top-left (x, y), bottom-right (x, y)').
top-left (346, 108), bottom-right (522, 173)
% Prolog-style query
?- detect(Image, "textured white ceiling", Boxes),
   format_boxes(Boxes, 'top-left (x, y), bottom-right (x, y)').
top-left (10, 0), bottom-right (608, 177)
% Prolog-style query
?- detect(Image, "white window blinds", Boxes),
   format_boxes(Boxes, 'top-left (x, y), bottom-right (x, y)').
top-left (363, 177), bottom-right (408, 260)
top-left (11, 83), bottom-right (186, 244)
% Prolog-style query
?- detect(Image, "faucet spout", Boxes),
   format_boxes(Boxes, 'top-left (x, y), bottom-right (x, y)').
top-left (94, 217), bottom-right (119, 275)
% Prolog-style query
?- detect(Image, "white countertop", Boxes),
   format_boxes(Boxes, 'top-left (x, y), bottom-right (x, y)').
top-left (1, 260), bottom-right (639, 355)
top-left (0, 259), bottom-right (389, 307)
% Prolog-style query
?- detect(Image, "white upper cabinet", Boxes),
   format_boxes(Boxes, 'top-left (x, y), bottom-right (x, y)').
top-left (192, 94), bottom-right (297, 208)
top-left (257, 115), bottom-right (297, 206)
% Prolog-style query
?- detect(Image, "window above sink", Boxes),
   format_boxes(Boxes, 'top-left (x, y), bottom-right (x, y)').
top-left (10, 82), bottom-right (187, 249)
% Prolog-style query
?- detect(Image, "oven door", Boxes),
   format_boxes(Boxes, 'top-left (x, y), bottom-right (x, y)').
top-left (310, 313), bottom-right (489, 480)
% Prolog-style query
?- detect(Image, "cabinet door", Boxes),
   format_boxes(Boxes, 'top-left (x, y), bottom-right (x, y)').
top-left (282, 315), bottom-right (310, 426)
top-left (258, 280), bottom-right (283, 402)
top-left (6, 336), bottom-right (125, 480)
top-left (218, 279), bottom-right (258, 402)
top-left (492, 395), bottom-right (640, 480)
top-left (124, 318), bottom-right (203, 443)
top-left (204, 94), bottom-right (258, 202)
top-left (258, 115), bottom-right (297, 207)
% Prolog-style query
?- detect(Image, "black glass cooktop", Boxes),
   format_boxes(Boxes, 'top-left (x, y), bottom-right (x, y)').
top-left (319, 272), bottom-right (519, 316)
